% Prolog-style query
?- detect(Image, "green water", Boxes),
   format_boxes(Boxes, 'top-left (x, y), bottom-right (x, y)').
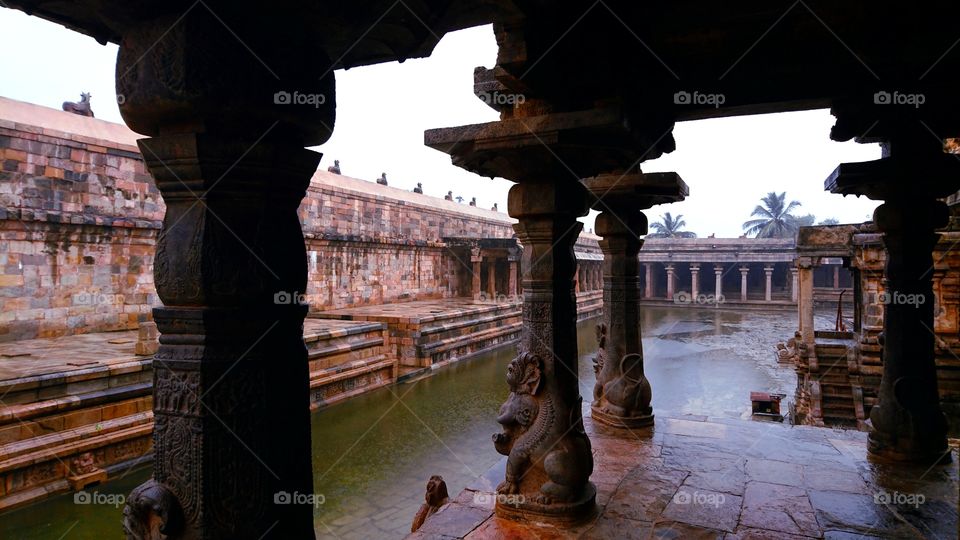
top-left (0, 307), bottom-right (801, 539)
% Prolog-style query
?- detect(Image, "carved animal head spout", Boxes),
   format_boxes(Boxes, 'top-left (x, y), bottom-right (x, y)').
top-left (122, 479), bottom-right (183, 540)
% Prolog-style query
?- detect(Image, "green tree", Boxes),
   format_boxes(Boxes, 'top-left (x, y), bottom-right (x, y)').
top-left (648, 212), bottom-right (697, 238)
top-left (742, 192), bottom-right (803, 238)
top-left (818, 217), bottom-right (840, 225)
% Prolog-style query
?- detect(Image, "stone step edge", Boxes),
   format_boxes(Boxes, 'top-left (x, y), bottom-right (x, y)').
top-left (309, 356), bottom-right (395, 387)
top-left (313, 301), bottom-right (522, 325)
top-left (0, 412), bottom-right (153, 468)
top-left (306, 336), bottom-right (385, 362)
top-left (0, 382), bottom-right (151, 426)
top-left (416, 309), bottom-right (521, 339)
top-left (302, 320), bottom-right (387, 342)
top-left (0, 358), bottom-right (152, 395)
top-left (419, 321), bottom-right (522, 357)
top-left (0, 453), bottom-right (153, 515)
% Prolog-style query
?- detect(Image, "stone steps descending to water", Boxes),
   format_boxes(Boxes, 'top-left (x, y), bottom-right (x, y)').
top-left (304, 319), bottom-right (395, 409)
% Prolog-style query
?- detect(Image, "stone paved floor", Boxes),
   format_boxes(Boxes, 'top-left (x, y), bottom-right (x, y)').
top-left (0, 319), bottom-right (374, 383)
top-left (409, 409), bottom-right (958, 539)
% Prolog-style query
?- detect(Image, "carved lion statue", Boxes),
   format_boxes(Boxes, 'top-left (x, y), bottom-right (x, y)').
top-left (410, 475), bottom-right (449, 532)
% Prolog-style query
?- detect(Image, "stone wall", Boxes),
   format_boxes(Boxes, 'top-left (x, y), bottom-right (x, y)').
top-left (0, 97), bottom-right (161, 342)
top-left (0, 98), bottom-right (529, 340)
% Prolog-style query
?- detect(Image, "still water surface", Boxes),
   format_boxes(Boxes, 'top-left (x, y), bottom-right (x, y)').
top-left (0, 306), bottom-right (801, 539)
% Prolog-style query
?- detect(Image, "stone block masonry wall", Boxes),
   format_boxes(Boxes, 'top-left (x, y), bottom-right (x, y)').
top-left (300, 171), bottom-right (516, 310)
top-left (0, 98), bottom-right (162, 342)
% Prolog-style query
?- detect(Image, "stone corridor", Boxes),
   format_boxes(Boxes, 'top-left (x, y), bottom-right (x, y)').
top-left (410, 410), bottom-right (958, 539)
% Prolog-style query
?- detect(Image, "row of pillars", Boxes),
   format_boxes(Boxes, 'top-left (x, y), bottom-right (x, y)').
top-left (575, 262), bottom-right (602, 293)
top-left (650, 263), bottom-right (798, 303)
top-left (470, 249), bottom-right (519, 300)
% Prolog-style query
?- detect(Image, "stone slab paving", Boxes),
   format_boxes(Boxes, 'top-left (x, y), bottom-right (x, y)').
top-left (314, 298), bottom-right (520, 325)
top-left (0, 319), bottom-right (376, 384)
top-left (408, 409), bottom-right (958, 539)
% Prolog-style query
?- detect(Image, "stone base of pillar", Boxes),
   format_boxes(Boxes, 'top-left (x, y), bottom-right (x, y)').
top-left (495, 483), bottom-right (597, 525)
top-left (867, 426), bottom-right (951, 464)
top-left (590, 405), bottom-right (654, 428)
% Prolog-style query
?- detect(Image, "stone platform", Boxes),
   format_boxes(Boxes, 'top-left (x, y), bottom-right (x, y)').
top-left (0, 318), bottom-right (392, 511)
top-left (409, 410), bottom-right (958, 539)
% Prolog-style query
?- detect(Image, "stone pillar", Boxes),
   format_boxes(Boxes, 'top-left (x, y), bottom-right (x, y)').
top-left (827, 106), bottom-right (958, 463)
top-left (495, 179), bottom-right (595, 521)
top-left (833, 265), bottom-right (841, 289)
top-left (574, 263), bottom-right (581, 293)
top-left (471, 248), bottom-right (482, 300)
top-left (644, 263), bottom-right (653, 299)
top-left (665, 264), bottom-right (676, 300)
top-left (798, 260), bottom-right (816, 348)
top-left (690, 263), bottom-right (700, 300)
top-left (791, 267), bottom-right (799, 303)
top-left (739, 265), bottom-right (749, 302)
top-left (508, 251), bottom-right (519, 298)
top-left (764, 265), bottom-right (774, 302)
top-left (583, 172), bottom-right (684, 429)
top-left (714, 265), bottom-right (723, 299)
top-left (487, 259), bottom-right (497, 299)
top-left (116, 10), bottom-right (334, 537)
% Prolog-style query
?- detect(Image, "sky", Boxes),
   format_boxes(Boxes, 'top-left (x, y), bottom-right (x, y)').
top-left (0, 9), bottom-right (882, 237)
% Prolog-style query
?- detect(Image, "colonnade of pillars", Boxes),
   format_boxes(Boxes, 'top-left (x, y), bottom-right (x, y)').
top-left (470, 248), bottom-right (520, 300)
top-left (645, 263), bottom-right (798, 303)
top-left (575, 262), bottom-right (603, 293)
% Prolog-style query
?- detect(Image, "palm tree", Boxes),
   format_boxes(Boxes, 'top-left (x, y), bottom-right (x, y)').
top-left (742, 192), bottom-right (802, 238)
top-left (648, 212), bottom-right (697, 238)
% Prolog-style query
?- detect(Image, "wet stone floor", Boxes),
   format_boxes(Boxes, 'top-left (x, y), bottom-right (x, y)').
top-left (411, 410), bottom-right (958, 539)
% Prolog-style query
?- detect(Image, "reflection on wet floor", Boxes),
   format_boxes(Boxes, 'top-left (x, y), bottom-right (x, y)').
top-left (0, 306), bottom-right (815, 539)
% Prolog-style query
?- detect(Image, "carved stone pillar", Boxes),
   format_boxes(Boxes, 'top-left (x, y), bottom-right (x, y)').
top-left (496, 179), bottom-right (595, 521)
top-left (764, 265), bottom-right (774, 302)
top-left (471, 248), bottom-right (482, 300)
top-left (574, 262), bottom-right (582, 293)
top-left (827, 105), bottom-right (959, 463)
top-left (791, 267), bottom-right (799, 303)
top-left (833, 265), bottom-right (841, 289)
top-left (644, 263), bottom-right (653, 299)
top-left (116, 9), bottom-right (335, 538)
top-left (740, 266), bottom-right (749, 302)
top-left (690, 263), bottom-right (700, 299)
top-left (583, 172), bottom-right (686, 429)
top-left (797, 259), bottom-right (816, 352)
top-left (714, 265), bottom-right (724, 299)
top-left (665, 264), bottom-right (676, 300)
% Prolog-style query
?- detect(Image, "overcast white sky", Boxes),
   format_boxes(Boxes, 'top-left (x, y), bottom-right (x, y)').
top-left (0, 9), bottom-right (881, 237)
